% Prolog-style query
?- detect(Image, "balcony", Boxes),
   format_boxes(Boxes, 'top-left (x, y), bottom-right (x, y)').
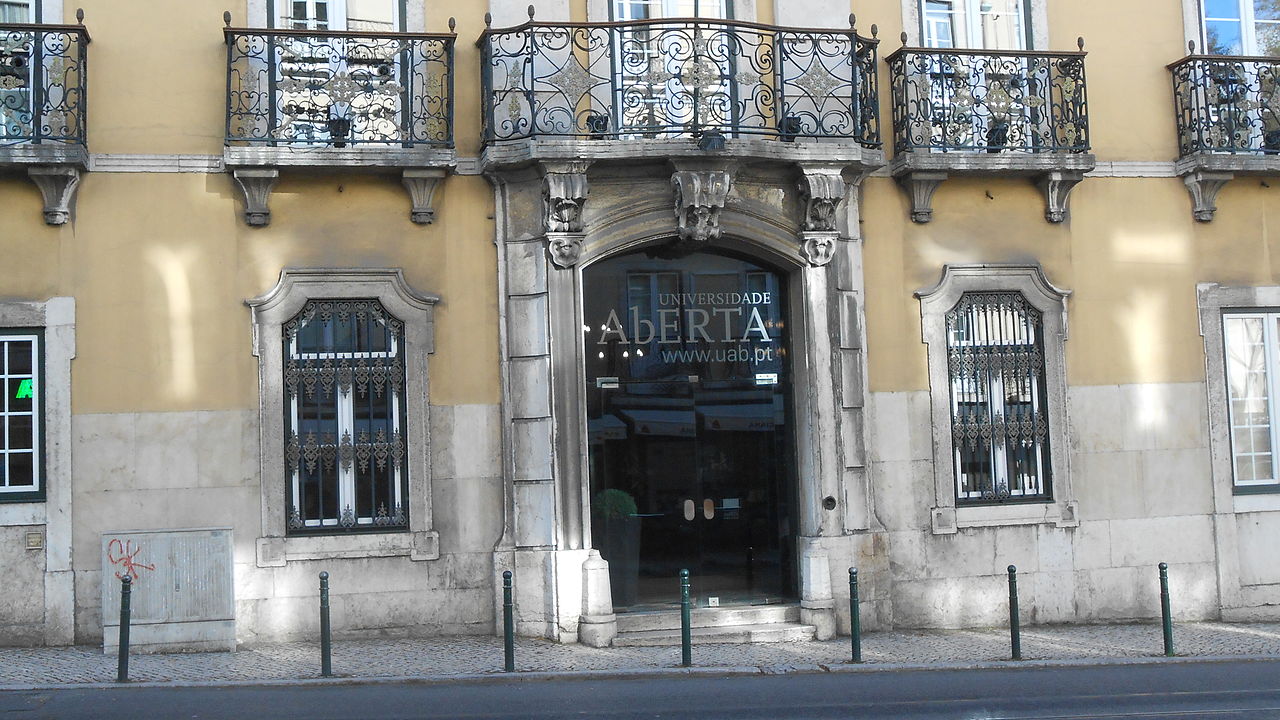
top-left (478, 13), bottom-right (883, 170)
top-left (222, 20), bottom-right (456, 226)
top-left (0, 20), bottom-right (90, 225)
top-left (1170, 52), bottom-right (1280, 221)
top-left (886, 41), bottom-right (1094, 223)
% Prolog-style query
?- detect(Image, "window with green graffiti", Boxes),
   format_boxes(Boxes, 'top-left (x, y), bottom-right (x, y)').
top-left (1, 331), bottom-right (40, 499)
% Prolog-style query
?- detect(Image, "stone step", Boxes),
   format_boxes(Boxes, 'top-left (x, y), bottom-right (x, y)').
top-left (616, 604), bottom-right (801, 633)
top-left (613, 621), bottom-right (816, 647)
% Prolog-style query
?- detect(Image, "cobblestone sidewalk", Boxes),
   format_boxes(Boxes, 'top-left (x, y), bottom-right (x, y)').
top-left (3, 622), bottom-right (1280, 687)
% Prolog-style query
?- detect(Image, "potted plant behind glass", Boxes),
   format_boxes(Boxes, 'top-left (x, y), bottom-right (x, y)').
top-left (593, 488), bottom-right (640, 608)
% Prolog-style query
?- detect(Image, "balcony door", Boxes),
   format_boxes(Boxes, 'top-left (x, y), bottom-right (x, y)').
top-left (0, 0), bottom-right (33, 141)
top-left (1202, 0), bottom-right (1280, 56)
top-left (920, 0), bottom-right (1027, 51)
top-left (269, 0), bottom-right (405, 144)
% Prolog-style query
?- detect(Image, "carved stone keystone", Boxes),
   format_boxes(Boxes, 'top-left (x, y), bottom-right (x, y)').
top-left (671, 167), bottom-right (733, 252)
top-left (898, 171), bottom-right (948, 224)
top-left (1037, 171), bottom-right (1085, 224)
top-left (232, 168), bottom-right (280, 227)
top-left (402, 168), bottom-right (447, 224)
top-left (1183, 170), bottom-right (1234, 223)
top-left (27, 166), bottom-right (81, 226)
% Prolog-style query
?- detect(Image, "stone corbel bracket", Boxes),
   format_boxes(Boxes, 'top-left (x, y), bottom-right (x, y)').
top-left (1037, 171), bottom-right (1086, 224)
top-left (541, 160), bottom-right (591, 267)
top-left (1183, 170), bottom-right (1234, 222)
top-left (890, 154), bottom-right (1096, 224)
top-left (232, 168), bottom-right (279, 227)
top-left (797, 164), bottom-right (848, 267)
top-left (670, 161), bottom-right (735, 254)
top-left (402, 168), bottom-right (447, 224)
top-left (897, 171), bottom-right (948, 224)
top-left (27, 166), bottom-right (82, 226)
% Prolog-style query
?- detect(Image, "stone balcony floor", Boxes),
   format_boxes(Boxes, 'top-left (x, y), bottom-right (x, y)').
top-left (3, 622), bottom-right (1280, 686)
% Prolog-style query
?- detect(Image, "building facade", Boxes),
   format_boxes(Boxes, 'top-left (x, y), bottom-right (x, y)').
top-left (2, 0), bottom-right (1280, 648)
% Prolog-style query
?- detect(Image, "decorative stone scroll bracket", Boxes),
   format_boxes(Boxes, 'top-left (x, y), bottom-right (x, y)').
top-left (232, 168), bottom-right (280, 227)
top-left (898, 171), bottom-right (947, 224)
top-left (542, 161), bottom-right (591, 234)
top-left (1183, 171), bottom-right (1234, 223)
top-left (27, 166), bottom-right (81, 226)
top-left (797, 165), bottom-right (847, 233)
top-left (671, 167), bottom-right (733, 253)
top-left (1036, 171), bottom-right (1086, 224)
top-left (402, 168), bottom-right (447, 224)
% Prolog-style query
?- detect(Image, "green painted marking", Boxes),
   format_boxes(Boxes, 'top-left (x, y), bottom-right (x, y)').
top-left (14, 378), bottom-right (33, 400)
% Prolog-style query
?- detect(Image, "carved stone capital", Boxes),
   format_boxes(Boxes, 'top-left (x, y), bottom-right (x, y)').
top-left (897, 172), bottom-right (947, 224)
top-left (1183, 171), bottom-right (1234, 222)
top-left (797, 165), bottom-right (847, 232)
top-left (232, 168), bottom-right (280, 227)
top-left (26, 166), bottom-right (81, 226)
top-left (671, 168), bottom-right (733, 251)
top-left (542, 161), bottom-right (591, 234)
top-left (546, 232), bottom-right (585, 268)
top-left (801, 231), bottom-right (838, 267)
top-left (402, 168), bottom-right (447, 224)
top-left (1037, 171), bottom-right (1086, 224)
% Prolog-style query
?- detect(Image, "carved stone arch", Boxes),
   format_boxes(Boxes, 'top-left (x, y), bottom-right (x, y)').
top-left (579, 207), bottom-right (808, 270)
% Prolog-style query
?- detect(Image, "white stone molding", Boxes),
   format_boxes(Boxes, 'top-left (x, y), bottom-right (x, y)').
top-left (670, 165), bottom-right (734, 252)
top-left (898, 171), bottom-right (947, 224)
top-left (246, 269), bottom-right (441, 563)
top-left (1182, 0), bottom-right (1203, 49)
top-left (232, 168), bottom-right (279, 227)
top-left (898, 0), bottom-right (1049, 49)
top-left (402, 168), bottom-right (447, 224)
top-left (542, 161), bottom-right (591, 234)
top-left (1037, 170), bottom-right (1085, 223)
top-left (90, 154), bottom-right (224, 173)
top-left (1184, 171), bottom-right (1234, 222)
top-left (26, 166), bottom-right (80, 226)
top-left (0, 297), bottom-right (75, 645)
top-left (916, 264), bottom-right (1076, 534)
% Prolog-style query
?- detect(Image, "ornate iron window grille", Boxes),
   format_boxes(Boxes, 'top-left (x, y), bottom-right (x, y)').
top-left (478, 16), bottom-right (880, 145)
top-left (0, 22), bottom-right (89, 146)
top-left (224, 26), bottom-right (454, 147)
top-left (283, 299), bottom-right (409, 534)
top-left (945, 292), bottom-right (1052, 505)
top-left (887, 46), bottom-right (1089, 154)
top-left (1170, 54), bottom-right (1280, 156)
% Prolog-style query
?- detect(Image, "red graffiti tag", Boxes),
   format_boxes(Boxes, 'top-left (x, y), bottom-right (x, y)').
top-left (107, 538), bottom-right (155, 581)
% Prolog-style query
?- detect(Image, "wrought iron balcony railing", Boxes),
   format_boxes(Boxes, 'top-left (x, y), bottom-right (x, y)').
top-left (224, 27), bottom-right (454, 148)
top-left (479, 15), bottom-right (881, 146)
top-left (887, 45), bottom-right (1089, 154)
top-left (0, 23), bottom-right (89, 147)
top-left (1170, 54), bottom-right (1280, 156)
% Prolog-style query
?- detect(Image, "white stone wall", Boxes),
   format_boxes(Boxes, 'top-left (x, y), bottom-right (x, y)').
top-left (71, 404), bottom-right (503, 645)
top-left (867, 382), bottom-right (1223, 628)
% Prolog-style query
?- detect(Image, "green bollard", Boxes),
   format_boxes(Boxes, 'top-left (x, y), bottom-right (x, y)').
top-left (319, 572), bottom-right (332, 678)
top-left (680, 569), bottom-right (692, 667)
top-left (849, 568), bottom-right (862, 663)
top-left (1159, 562), bottom-right (1174, 657)
top-left (503, 570), bottom-right (515, 672)
top-left (116, 575), bottom-right (132, 683)
top-left (1007, 565), bottom-right (1021, 661)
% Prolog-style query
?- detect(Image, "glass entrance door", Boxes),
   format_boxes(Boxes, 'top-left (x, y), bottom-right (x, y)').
top-left (584, 249), bottom-right (796, 610)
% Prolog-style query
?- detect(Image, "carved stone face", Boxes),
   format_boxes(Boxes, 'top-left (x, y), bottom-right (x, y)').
top-left (803, 235), bottom-right (834, 266)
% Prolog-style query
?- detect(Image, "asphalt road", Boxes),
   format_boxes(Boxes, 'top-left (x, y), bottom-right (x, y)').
top-left (4, 659), bottom-right (1280, 719)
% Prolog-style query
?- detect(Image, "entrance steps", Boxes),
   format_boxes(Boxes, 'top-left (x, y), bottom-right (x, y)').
top-left (613, 604), bottom-right (815, 646)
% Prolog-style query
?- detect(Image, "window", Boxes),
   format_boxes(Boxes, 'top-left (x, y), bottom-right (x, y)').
top-left (946, 292), bottom-right (1051, 504)
top-left (0, 330), bottom-right (41, 502)
top-left (921, 0), bottom-right (1028, 50)
top-left (1222, 312), bottom-right (1280, 489)
top-left (917, 265), bottom-right (1075, 533)
top-left (1202, 0), bottom-right (1280, 56)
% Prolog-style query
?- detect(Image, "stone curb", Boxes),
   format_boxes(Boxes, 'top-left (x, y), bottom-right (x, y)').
top-left (2, 654), bottom-right (1277, 693)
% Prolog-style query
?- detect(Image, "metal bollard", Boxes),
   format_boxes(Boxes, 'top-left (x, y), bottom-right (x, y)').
top-left (680, 569), bottom-right (692, 667)
top-left (116, 576), bottom-right (132, 683)
top-left (503, 570), bottom-right (515, 672)
top-left (319, 572), bottom-right (332, 678)
top-left (1007, 565), bottom-right (1021, 661)
top-left (849, 568), bottom-right (862, 663)
top-left (1159, 562), bottom-right (1175, 657)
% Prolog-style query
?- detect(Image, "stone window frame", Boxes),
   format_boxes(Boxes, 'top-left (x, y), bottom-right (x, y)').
top-left (247, 269), bottom-right (441, 566)
top-left (916, 264), bottom-right (1077, 534)
top-left (899, 0), bottom-right (1049, 50)
top-left (1198, 283), bottom-right (1280, 514)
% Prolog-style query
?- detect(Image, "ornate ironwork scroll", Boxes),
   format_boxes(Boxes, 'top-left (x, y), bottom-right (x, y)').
top-left (224, 28), bottom-right (453, 147)
top-left (945, 292), bottom-right (1051, 504)
top-left (283, 299), bottom-right (408, 533)
top-left (0, 24), bottom-right (88, 146)
top-left (888, 48), bottom-right (1089, 154)
top-left (479, 18), bottom-right (880, 145)
top-left (1171, 55), bottom-right (1280, 156)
